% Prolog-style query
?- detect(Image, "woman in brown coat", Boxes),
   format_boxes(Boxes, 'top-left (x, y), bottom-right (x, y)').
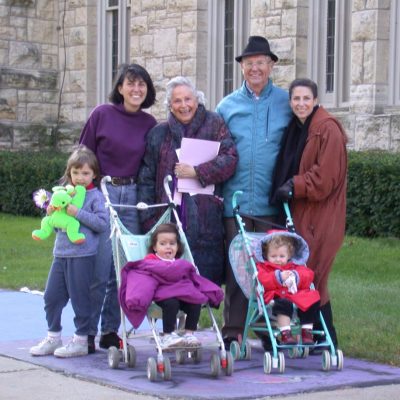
top-left (271, 78), bottom-right (348, 347)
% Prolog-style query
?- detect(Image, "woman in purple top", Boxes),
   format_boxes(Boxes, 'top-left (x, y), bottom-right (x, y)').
top-left (79, 64), bottom-right (157, 352)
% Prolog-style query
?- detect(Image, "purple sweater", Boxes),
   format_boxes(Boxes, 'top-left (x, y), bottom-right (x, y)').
top-left (79, 103), bottom-right (157, 178)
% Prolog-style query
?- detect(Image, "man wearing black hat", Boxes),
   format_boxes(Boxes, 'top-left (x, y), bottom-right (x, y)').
top-left (216, 36), bottom-right (292, 348)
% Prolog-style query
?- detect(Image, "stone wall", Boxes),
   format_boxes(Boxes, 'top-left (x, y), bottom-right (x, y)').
top-left (0, 0), bottom-right (399, 151)
top-left (0, 0), bottom-right (96, 151)
top-left (130, 0), bottom-right (208, 120)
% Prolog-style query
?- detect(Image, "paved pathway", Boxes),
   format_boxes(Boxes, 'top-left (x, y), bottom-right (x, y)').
top-left (1, 290), bottom-right (399, 399)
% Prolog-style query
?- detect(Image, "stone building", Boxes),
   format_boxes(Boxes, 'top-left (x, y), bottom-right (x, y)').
top-left (0, 0), bottom-right (399, 151)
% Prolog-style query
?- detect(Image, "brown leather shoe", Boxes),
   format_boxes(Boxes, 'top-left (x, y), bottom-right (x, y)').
top-left (301, 328), bottom-right (315, 345)
top-left (279, 329), bottom-right (297, 345)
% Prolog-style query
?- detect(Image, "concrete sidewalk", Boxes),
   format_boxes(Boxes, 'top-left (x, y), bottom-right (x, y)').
top-left (1, 289), bottom-right (400, 399)
top-left (1, 356), bottom-right (399, 400)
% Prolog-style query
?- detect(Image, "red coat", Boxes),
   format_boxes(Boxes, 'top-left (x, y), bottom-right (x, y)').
top-left (292, 106), bottom-right (347, 305)
top-left (256, 261), bottom-right (320, 312)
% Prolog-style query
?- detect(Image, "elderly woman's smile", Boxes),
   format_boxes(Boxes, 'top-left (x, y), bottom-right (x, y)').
top-left (170, 85), bottom-right (198, 124)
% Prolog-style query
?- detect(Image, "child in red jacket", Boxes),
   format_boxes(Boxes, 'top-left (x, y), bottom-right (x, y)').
top-left (256, 231), bottom-right (320, 345)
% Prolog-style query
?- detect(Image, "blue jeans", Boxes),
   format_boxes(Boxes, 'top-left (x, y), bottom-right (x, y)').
top-left (89, 182), bottom-right (140, 335)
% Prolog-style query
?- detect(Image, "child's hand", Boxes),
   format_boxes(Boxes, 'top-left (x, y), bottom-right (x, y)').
top-left (66, 204), bottom-right (78, 217)
top-left (46, 205), bottom-right (55, 215)
top-left (284, 272), bottom-right (298, 294)
top-left (281, 270), bottom-right (292, 282)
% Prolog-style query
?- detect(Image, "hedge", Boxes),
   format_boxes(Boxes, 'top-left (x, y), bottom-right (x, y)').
top-left (346, 150), bottom-right (400, 238)
top-left (0, 151), bottom-right (68, 216)
top-left (0, 150), bottom-right (399, 237)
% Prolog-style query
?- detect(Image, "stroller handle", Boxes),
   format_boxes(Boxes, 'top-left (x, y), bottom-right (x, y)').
top-left (232, 190), bottom-right (243, 212)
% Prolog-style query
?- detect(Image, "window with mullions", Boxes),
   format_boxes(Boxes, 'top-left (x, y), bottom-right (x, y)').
top-left (207, 0), bottom-right (249, 109)
top-left (326, 0), bottom-right (335, 93)
top-left (97, 0), bottom-right (131, 103)
top-left (308, 0), bottom-right (351, 107)
top-left (224, 0), bottom-right (234, 96)
top-left (389, 0), bottom-right (400, 105)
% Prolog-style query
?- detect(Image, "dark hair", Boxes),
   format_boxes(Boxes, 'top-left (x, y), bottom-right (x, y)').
top-left (61, 145), bottom-right (100, 187)
top-left (108, 63), bottom-right (156, 109)
top-left (148, 223), bottom-right (184, 258)
top-left (261, 235), bottom-right (295, 261)
top-left (289, 78), bottom-right (318, 99)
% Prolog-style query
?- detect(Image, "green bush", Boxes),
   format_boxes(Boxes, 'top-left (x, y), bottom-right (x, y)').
top-left (347, 150), bottom-right (400, 238)
top-left (0, 150), bottom-right (399, 238)
top-left (0, 151), bottom-right (68, 216)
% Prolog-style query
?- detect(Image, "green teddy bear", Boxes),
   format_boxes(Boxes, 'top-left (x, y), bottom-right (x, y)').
top-left (32, 185), bottom-right (86, 244)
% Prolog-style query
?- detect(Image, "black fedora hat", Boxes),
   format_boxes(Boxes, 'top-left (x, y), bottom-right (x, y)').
top-left (235, 36), bottom-right (278, 63)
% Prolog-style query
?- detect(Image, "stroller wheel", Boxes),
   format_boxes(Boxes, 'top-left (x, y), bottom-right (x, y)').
top-left (244, 341), bottom-right (252, 360)
top-left (127, 345), bottom-right (136, 368)
top-left (230, 340), bottom-right (241, 360)
top-left (163, 356), bottom-right (172, 381)
top-left (301, 346), bottom-right (310, 358)
top-left (147, 357), bottom-right (157, 382)
top-left (278, 351), bottom-right (285, 374)
top-left (210, 353), bottom-right (221, 378)
top-left (224, 351), bottom-right (234, 376)
top-left (193, 347), bottom-right (202, 364)
top-left (263, 352), bottom-right (272, 374)
top-left (287, 347), bottom-right (299, 359)
top-left (322, 349), bottom-right (331, 371)
top-left (336, 349), bottom-right (344, 370)
top-left (108, 346), bottom-right (120, 369)
top-left (175, 349), bottom-right (185, 365)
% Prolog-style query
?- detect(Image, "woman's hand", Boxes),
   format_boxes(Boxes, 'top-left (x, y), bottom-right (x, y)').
top-left (174, 163), bottom-right (197, 179)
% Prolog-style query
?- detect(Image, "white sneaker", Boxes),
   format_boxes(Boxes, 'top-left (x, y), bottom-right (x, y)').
top-left (54, 338), bottom-right (88, 358)
top-left (161, 332), bottom-right (185, 349)
top-left (30, 336), bottom-right (62, 356)
top-left (183, 333), bottom-right (201, 347)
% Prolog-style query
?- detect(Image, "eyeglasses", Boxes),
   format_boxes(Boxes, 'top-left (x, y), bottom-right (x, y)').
top-left (242, 60), bottom-right (273, 69)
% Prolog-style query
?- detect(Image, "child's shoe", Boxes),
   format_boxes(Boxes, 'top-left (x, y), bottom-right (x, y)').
top-left (161, 332), bottom-right (185, 349)
top-left (30, 336), bottom-right (62, 356)
top-left (182, 333), bottom-right (201, 347)
top-left (279, 329), bottom-right (297, 345)
top-left (301, 328), bottom-right (315, 345)
top-left (54, 337), bottom-right (88, 358)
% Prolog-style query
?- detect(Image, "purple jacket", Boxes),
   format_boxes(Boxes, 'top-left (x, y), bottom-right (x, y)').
top-left (119, 257), bottom-right (224, 329)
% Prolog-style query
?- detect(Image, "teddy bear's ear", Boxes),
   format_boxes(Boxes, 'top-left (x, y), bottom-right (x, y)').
top-left (52, 186), bottom-right (66, 193)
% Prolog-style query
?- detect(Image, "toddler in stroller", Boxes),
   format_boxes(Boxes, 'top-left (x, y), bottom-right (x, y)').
top-left (228, 191), bottom-right (344, 373)
top-left (255, 231), bottom-right (320, 346)
top-left (120, 223), bottom-right (223, 350)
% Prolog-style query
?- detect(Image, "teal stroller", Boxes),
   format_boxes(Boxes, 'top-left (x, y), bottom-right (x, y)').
top-left (228, 190), bottom-right (344, 373)
top-left (100, 175), bottom-right (233, 381)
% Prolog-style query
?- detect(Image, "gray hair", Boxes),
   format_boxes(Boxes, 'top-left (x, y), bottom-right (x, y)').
top-left (165, 76), bottom-right (206, 108)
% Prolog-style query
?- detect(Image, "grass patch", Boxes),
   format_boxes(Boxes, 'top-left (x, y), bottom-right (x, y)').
top-left (0, 213), bottom-right (53, 290)
top-left (0, 213), bottom-right (399, 366)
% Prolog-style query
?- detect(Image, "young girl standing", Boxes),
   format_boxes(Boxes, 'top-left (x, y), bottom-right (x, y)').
top-left (30, 146), bottom-right (108, 358)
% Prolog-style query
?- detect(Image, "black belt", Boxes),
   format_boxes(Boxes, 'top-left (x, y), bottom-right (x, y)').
top-left (109, 176), bottom-right (136, 186)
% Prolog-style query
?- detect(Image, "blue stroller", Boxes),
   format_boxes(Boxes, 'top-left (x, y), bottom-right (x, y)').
top-left (228, 190), bottom-right (344, 373)
top-left (100, 175), bottom-right (233, 381)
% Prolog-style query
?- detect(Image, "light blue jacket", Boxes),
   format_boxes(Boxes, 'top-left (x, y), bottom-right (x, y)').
top-left (216, 79), bottom-right (292, 217)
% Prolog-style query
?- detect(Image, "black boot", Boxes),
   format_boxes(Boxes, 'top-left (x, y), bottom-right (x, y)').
top-left (314, 301), bottom-right (338, 348)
